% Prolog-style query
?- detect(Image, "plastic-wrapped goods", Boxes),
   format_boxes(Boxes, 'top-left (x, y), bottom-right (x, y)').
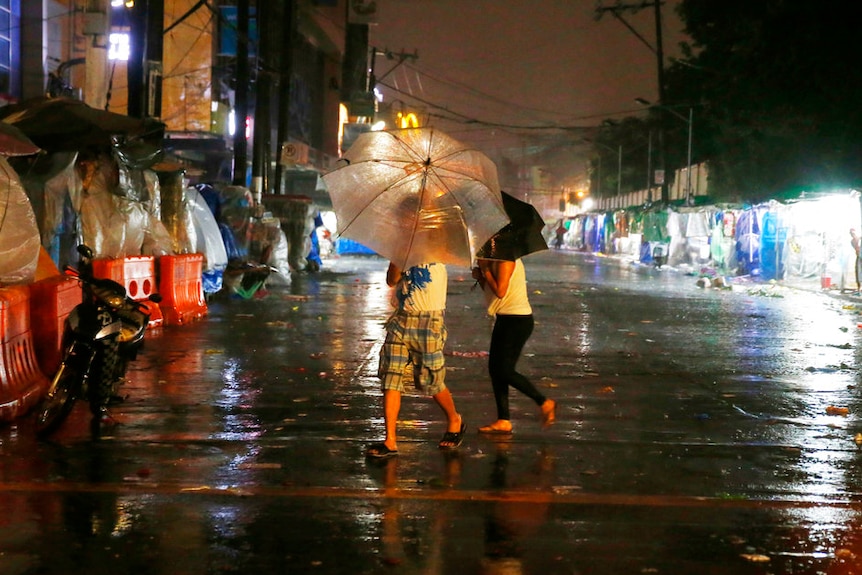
top-left (141, 170), bottom-right (173, 256)
top-left (186, 188), bottom-right (228, 268)
top-left (212, 184), bottom-right (254, 259)
top-left (116, 161), bottom-right (150, 202)
top-left (263, 195), bottom-right (313, 271)
top-left (157, 168), bottom-right (194, 254)
top-left (11, 151), bottom-right (81, 269)
top-left (254, 217), bottom-right (290, 279)
top-left (78, 153), bottom-right (150, 259)
top-left (0, 155), bottom-right (41, 285)
top-left (186, 187), bottom-right (228, 294)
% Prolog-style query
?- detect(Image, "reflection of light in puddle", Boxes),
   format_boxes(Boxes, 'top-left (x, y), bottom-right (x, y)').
top-left (572, 300), bottom-right (593, 357)
top-left (353, 511), bottom-right (381, 541)
top-left (216, 358), bottom-right (262, 441)
top-left (744, 291), bottom-right (860, 559)
top-left (769, 505), bottom-right (858, 558)
top-left (208, 504), bottom-right (248, 539)
top-left (347, 269), bottom-right (390, 390)
top-left (111, 495), bottom-right (151, 537)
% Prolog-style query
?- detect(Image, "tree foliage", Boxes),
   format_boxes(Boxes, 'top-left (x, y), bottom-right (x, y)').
top-left (667, 0), bottom-right (862, 201)
top-left (590, 117), bottom-right (655, 200)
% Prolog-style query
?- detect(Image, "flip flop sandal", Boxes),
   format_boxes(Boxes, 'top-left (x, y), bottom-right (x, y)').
top-left (366, 443), bottom-right (398, 458)
top-left (438, 421), bottom-right (467, 449)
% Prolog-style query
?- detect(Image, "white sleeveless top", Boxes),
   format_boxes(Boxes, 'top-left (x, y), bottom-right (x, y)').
top-left (392, 263), bottom-right (447, 312)
top-left (483, 259), bottom-right (532, 316)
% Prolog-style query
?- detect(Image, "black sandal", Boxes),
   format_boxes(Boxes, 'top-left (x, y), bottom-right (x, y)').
top-left (438, 421), bottom-right (466, 450)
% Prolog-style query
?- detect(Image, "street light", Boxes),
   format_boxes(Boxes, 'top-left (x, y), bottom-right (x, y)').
top-left (636, 98), bottom-right (693, 206)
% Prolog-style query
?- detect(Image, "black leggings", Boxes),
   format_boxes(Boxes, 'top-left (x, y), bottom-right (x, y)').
top-left (488, 314), bottom-right (545, 420)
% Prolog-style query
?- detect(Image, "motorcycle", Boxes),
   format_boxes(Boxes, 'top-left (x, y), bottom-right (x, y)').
top-left (34, 245), bottom-right (161, 438)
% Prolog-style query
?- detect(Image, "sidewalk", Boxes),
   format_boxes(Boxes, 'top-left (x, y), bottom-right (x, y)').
top-left (564, 245), bottom-right (862, 304)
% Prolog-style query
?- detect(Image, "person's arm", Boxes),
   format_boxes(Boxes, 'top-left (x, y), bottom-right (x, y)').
top-left (479, 260), bottom-right (516, 299)
top-left (386, 263), bottom-right (402, 287)
top-left (471, 265), bottom-right (485, 288)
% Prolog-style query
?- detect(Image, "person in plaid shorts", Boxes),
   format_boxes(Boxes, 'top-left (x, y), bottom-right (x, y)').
top-left (365, 262), bottom-right (466, 458)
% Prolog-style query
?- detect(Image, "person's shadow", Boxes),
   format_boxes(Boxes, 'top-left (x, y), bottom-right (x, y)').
top-left (366, 450), bottom-right (465, 569)
top-left (480, 442), bottom-right (555, 575)
top-left (365, 456), bottom-right (408, 566)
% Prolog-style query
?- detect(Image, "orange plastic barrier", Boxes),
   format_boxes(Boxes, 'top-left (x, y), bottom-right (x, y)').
top-left (28, 274), bottom-right (81, 377)
top-left (0, 286), bottom-right (51, 422)
top-left (158, 254), bottom-right (207, 326)
top-left (92, 256), bottom-right (163, 328)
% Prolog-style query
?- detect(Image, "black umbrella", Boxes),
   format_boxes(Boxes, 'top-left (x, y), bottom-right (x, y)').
top-left (475, 191), bottom-right (548, 261)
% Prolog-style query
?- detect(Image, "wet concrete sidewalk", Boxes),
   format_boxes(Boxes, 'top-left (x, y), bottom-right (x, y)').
top-left (3, 250), bottom-right (862, 574)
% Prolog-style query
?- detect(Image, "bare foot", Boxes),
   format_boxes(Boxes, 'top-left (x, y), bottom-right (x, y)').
top-left (541, 399), bottom-right (556, 427)
top-left (439, 415), bottom-right (465, 449)
top-left (446, 413), bottom-right (463, 434)
top-left (478, 420), bottom-right (513, 434)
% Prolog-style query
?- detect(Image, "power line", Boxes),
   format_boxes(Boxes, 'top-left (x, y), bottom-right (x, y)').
top-left (378, 80), bottom-right (640, 133)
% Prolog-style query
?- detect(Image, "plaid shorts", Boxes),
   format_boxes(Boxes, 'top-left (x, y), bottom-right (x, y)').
top-left (378, 310), bottom-right (447, 395)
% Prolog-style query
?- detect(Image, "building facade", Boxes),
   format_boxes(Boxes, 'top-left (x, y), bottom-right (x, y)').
top-left (2, 0), bottom-right (353, 195)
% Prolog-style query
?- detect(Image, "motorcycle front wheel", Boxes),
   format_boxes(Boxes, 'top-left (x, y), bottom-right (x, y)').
top-left (35, 357), bottom-right (84, 438)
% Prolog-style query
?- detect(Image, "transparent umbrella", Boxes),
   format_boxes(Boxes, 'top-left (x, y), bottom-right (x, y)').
top-left (323, 127), bottom-right (509, 269)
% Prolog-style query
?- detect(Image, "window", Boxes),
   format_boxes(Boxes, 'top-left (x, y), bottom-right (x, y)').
top-left (109, 32), bottom-right (130, 61)
top-left (0, 0), bottom-right (10, 92)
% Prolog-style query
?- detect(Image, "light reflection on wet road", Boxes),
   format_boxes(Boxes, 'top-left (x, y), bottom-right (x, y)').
top-left (2, 250), bottom-right (862, 574)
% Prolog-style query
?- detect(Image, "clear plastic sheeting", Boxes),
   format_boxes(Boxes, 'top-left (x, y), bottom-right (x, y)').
top-left (116, 160), bottom-right (151, 202)
top-left (11, 151), bottom-right (80, 269)
top-left (186, 187), bottom-right (228, 293)
top-left (264, 221), bottom-right (291, 280)
top-left (158, 168), bottom-right (193, 254)
top-left (263, 195), bottom-right (314, 272)
top-left (0, 155), bottom-right (41, 285)
top-left (211, 184), bottom-right (254, 259)
top-left (141, 170), bottom-right (173, 257)
top-left (12, 151), bottom-right (173, 266)
top-left (78, 153), bottom-right (150, 259)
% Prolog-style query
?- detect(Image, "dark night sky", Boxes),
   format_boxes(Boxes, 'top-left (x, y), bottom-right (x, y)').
top-left (368, 0), bottom-right (687, 159)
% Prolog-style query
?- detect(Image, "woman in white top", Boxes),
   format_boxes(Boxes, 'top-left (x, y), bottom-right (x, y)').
top-left (472, 258), bottom-right (555, 434)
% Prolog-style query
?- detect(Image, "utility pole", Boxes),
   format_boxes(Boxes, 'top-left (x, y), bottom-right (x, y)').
top-left (127, 0), bottom-right (164, 119)
top-left (341, 23), bottom-right (369, 115)
top-left (685, 106), bottom-right (693, 205)
top-left (616, 145), bottom-right (622, 197)
top-left (594, 0), bottom-right (668, 204)
top-left (232, 0), bottom-right (249, 187)
top-left (82, 0), bottom-right (110, 110)
top-left (646, 131), bottom-right (652, 197)
top-left (252, 0), bottom-right (275, 199)
top-left (274, 0), bottom-right (296, 194)
top-left (653, 0), bottom-right (668, 205)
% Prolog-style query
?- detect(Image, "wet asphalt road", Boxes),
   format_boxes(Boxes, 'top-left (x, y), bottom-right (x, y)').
top-left (3, 249), bottom-right (862, 575)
